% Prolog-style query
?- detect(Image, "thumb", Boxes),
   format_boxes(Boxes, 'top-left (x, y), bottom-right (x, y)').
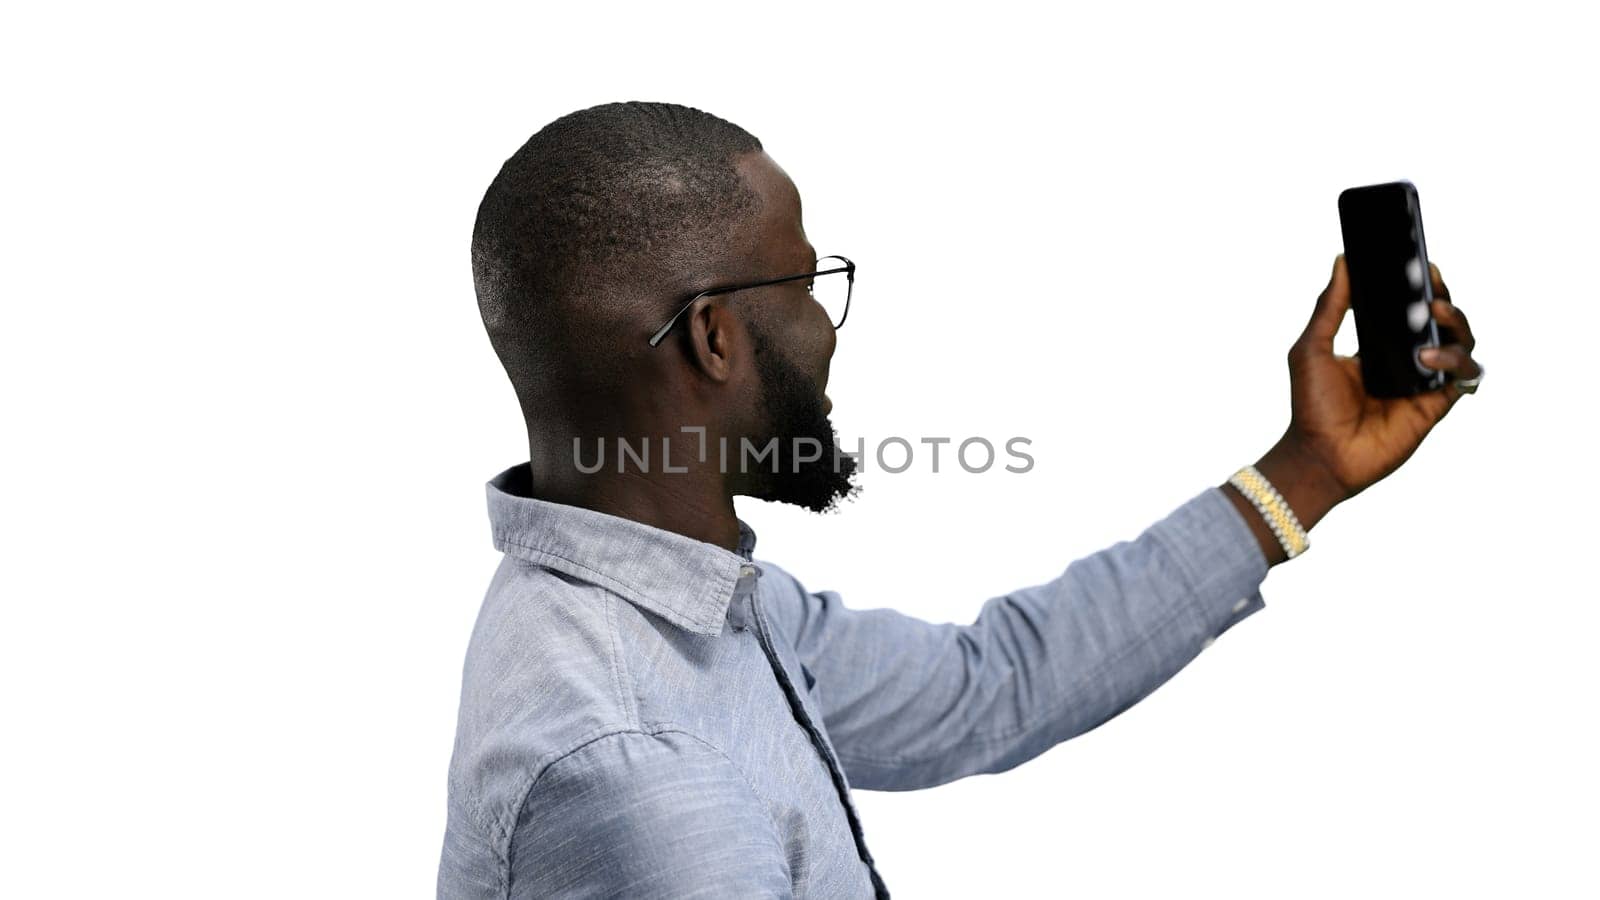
top-left (1300, 253), bottom-right (1350, 354)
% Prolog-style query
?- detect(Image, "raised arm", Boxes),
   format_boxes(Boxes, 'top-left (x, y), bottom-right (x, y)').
top-left (761, 253), bottom-right (1482, 794)
top-left (761, 485), bottom-right (1270, 792)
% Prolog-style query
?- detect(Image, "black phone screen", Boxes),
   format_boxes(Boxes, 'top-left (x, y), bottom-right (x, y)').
top-left (1337, 181), bottom-right (1446, 398)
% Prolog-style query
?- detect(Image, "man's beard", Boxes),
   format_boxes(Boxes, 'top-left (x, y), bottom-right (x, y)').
top-left (748, 326), bottom-right (861, 512)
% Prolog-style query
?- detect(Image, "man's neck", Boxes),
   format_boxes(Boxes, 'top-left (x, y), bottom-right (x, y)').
top-left (524, 450), bottom-right (743, 552)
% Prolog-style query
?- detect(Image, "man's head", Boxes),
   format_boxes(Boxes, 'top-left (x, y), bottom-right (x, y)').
top-left (472, 101), bottom-right (858, 512)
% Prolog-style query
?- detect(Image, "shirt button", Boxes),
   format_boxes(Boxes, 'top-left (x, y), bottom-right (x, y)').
top-left (1201, 636), bottom-right (1217, 650)
top-left (1231, 597), bottom-right (1249, 614)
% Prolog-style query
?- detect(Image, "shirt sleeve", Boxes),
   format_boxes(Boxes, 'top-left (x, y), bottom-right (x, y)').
top-left (762, 485), bottom-right (1271, 792)
top-left (506, 729), bottom-right (793, 898)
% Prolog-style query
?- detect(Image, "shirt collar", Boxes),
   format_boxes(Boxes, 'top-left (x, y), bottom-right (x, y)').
top-left (485, 463), bottom-right (758, 636)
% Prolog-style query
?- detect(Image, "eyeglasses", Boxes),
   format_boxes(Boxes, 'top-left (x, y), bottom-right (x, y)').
top-left (647, 254), bottom-right (855, 347)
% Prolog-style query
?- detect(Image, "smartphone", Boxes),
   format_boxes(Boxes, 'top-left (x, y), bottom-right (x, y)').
top-left (1337, 180), bottom-right (1447, 398)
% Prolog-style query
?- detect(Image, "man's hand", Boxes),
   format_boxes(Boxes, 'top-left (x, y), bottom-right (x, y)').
top-left (1222, 254), bottom-right (1482, 566)
top-left (1285, 253), bottom-right (1482, 501)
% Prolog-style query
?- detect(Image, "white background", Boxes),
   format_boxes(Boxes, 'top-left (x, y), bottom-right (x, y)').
top-left (3, 2), bottom-right (1596, 897)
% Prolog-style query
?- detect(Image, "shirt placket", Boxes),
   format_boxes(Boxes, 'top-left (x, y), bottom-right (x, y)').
top-left (733, 563), bottom-right (892, 900)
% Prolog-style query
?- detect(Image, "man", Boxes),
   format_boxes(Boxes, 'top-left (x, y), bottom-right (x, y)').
top-left (438, 101), bottom-right (1482, 898)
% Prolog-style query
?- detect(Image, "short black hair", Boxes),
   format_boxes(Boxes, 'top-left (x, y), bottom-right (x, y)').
top-left (471, 101), bottom-right (765, 404)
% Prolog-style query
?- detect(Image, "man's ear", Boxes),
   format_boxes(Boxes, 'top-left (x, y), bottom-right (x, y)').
top-left (684, 297), bottom-right (737, 383)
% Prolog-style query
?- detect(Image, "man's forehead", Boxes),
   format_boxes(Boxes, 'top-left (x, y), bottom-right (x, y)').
top-left (737, 150), bottom-right (799, 206)
top-left (736, 151), bottom-right (810, 267)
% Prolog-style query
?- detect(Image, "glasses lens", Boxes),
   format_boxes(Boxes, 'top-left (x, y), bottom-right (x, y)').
top-left (810, 255), bottom-right (851, 328)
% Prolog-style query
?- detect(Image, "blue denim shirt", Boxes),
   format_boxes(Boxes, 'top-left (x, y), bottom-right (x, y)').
top-left (439, 463), bottom-right (1270, 898)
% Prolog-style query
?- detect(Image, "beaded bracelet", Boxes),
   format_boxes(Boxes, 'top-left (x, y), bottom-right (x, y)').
top-left (1228, 465), bottom-right (1310, 559)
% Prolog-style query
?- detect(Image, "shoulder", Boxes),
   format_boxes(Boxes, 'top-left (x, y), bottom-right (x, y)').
top-left (505, 728), bottom-right (790, 895)
top-left (459, 556), bottom-right (629, 726)
top-left (445, 557), bottom-right (633, 844)
top-left (518, 727), bottom-right (770, 821)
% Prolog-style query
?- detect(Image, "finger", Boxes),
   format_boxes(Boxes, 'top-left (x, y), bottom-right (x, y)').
top-left (1428, 261), bottom-right (1451, 304)
top-left (1431, 298), bottom-right (1475, 352)
top-left (1417, 344), bottom-right (1483, 380)
top-left (1300, 254), bottom-right (1349, 354)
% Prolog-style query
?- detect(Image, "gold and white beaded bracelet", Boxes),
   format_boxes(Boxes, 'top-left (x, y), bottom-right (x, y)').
top-left (1228, 465), bottom-right (1310, 559)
